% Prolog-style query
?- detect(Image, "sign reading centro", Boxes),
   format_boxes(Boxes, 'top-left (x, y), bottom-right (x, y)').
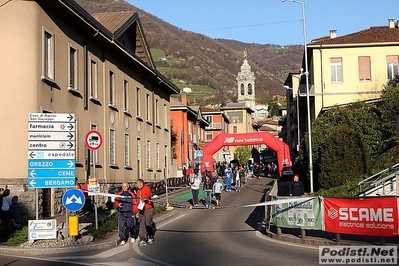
top-left (323, 197), bottom-right (398, 237)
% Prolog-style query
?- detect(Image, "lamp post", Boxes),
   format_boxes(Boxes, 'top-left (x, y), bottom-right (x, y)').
top-left (282, 0), bottom-right (313, 193)
top-left (296, 88), bottom-right (300, 152)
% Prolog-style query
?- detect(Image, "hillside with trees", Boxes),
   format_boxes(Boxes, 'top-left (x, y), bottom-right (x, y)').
top-left (76, 0), bottom-right (303, 105)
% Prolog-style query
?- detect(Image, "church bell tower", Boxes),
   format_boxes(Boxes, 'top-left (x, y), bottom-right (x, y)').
top-left (236, 49), bottom-right (256, 111)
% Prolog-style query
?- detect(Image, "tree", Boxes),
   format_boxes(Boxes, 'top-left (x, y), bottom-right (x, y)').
top-left (377, 75), bottom-right (399, 153)
top-left (170, 122), bottom-right (178, 159)
top-left (318, 125), bottom-right (371, 189)
top-left (234, 146), bottom-right (252, 165)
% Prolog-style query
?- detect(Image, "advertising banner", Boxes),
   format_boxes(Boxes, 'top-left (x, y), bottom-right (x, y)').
top-left (272, 196), bottom-right (322, 230)
top-left (323, 197), bottom-right (399, 237)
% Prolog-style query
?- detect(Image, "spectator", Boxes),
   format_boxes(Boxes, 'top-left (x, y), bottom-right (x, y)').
top-left (114, 182), bottom-right (137, 246)
top-left (135, 179), bottom-right (155, 247)
top-left (1, 189), bottom-right (20, 227)
top-left (289, 174), bottom-right (305, 196)
top-left (190, 174), bottom-right (201, 207)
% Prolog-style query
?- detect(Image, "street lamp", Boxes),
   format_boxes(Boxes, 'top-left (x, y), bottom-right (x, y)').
top-left (282, 0), bottom-right (314, 193)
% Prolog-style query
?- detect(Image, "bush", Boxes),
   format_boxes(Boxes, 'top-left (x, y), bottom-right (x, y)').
top-left (0, 225), bottom-right (28, 246)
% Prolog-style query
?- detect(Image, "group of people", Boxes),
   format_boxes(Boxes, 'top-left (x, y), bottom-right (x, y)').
top-left (189, 172), bottom-right (224, 207)
top-left (0, 188), bottom-right (20, 228)
top-left (186, 164), bottom-right (248, 208)
top-left (114, 179), bottom-right (155, 247)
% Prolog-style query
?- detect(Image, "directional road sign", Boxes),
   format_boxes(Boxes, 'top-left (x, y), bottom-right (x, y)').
top-left (28, 151), bottom-right (75, 160)
top-left (28, 122), bottom-right (74, 132)
top-left (29, 169), bottom-right (75, 178)
top-left (29, 113), bottom-right (75, 122)
top-left (28, 178), bottom-right (76, 188)
top-left (28, 132), bottom-right (75, 141)
top-left (28, 159), bottom-right (75, 169)
top-left (28, 141), bottom-right (74, 150)
top-left (62, 189), bottom-right (85, 212)
top-left (28, 113), bottom-right (76, 189)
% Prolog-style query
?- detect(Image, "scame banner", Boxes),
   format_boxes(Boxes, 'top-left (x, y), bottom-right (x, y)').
top-left (323, 197), bottom-right (399, 237)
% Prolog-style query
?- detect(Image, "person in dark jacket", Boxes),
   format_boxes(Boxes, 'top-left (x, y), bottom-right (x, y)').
top-left (289, 174), bottom-right (305, 196)
top-left (114, 182), bottom-right (136, 246)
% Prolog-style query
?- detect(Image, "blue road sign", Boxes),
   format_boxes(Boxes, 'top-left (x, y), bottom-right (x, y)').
top-left (62, 189), bottom-right (85, 212)
top-left (195, 150), bottom-right (203, 157)
top-left (28, 169), bottom-right (75, 178)
top-left (28, 159), bottom-right (75, 169)
top-left (28, 178), bottom-right (76, 188)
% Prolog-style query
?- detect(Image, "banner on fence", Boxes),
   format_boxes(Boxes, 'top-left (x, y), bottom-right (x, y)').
top-left (272, 196), bottom-right (322, 230)
top-left (323, 197), bottom-right (399, 237)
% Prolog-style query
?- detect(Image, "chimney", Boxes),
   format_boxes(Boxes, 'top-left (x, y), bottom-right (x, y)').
top-left (329, 29), bottom-right (337, 39)
top-left (388, 18), bottom-right (395, 28)
top-left (181, 92), bottom-right (187, 105)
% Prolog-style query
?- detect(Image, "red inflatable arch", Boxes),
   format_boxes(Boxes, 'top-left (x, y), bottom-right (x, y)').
top-left (201, 132), bottom-right (291, 176)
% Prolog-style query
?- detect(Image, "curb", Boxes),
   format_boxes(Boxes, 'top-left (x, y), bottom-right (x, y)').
top-left (0, 209), bottom-right (183, 256)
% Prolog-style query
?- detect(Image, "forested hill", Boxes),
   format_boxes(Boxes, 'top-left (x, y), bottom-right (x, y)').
top-left (75, 0), bottom-right (303, 104)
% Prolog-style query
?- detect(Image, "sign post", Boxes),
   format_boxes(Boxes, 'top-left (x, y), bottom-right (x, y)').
top-left (85, 130), bottom-right (103, 229)
top-left (28, 113), bottom-right (76, 219)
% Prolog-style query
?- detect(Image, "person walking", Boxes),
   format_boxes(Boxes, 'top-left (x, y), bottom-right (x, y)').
top-left (135, 179), bottom-right (155, 247)
top-left (114, 182), bottom-right (137, 246)
top-left (224, 168), bottom-right (233, 192)
top-left (235, 167), bottom-right (242, 192)
top-left (186, 165), bottom-right (194, 186)
top-left (203, 175), bottom-right (213, 207)
top-left (190, 174), bottom-right (201, 207)
top-left (289, 174), bottom-right (305, 196)
top-left (213, 178), bottom-right (224, 206)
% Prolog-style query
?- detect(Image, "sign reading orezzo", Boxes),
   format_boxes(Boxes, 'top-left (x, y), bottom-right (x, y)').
top-left (323, 197), bottom-right (399, 237)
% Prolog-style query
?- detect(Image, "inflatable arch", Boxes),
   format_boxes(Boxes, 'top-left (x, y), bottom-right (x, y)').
top-left (201, 132), bottom-right (291, 176)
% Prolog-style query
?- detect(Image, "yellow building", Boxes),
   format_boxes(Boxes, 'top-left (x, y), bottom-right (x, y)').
top-left (284, 19), bottom-right (399, 152)
top-left (0, 0), bottom-right (178, 218)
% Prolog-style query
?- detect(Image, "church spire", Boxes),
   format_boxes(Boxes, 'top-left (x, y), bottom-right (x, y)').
top-left (236, 49), bottom-right (255, 111)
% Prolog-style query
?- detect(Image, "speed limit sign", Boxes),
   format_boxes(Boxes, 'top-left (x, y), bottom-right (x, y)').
top-left (85, 130), bottom-right (103, 151)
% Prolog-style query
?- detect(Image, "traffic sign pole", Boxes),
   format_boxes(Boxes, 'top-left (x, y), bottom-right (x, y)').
top-left (85, 130), bottom-right (103, 230)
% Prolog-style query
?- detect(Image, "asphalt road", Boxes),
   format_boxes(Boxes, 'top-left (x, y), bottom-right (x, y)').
top-left (0, 177), bottom-right (322, 266)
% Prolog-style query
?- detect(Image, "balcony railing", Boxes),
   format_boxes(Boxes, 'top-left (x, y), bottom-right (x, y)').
top-left (205, 122), bottom-right (222, 130)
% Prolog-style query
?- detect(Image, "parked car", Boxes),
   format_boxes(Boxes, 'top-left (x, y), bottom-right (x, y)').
top-left (281, 166), bottom-right (294, 181)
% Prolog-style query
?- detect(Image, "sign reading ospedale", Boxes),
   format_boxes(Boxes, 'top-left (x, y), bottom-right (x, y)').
top-left (323, 197), bottom-right (399, 237)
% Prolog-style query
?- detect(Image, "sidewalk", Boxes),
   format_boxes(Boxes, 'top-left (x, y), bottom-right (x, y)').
top-left (265, 225), bottom-right (399, 246)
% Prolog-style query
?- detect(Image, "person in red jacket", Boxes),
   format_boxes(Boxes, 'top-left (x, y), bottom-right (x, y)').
top-left (134, 179), bottom-right (154, 247)
top-left (114, 182), bottom-right (137, 246)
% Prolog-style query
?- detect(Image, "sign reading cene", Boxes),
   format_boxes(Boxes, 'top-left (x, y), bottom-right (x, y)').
top-left (85, 130), bottom-right (103, 151)
top-left (28, 113), bottom-right (76, 189)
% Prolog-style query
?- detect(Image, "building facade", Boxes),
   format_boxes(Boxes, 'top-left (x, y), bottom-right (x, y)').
top-left (0, 0), bottom-right (178, 219)
top-left (284, 19), bottom-right (399, 155)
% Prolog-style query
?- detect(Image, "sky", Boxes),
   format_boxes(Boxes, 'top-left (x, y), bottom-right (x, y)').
top-left (127, 0), bottom-right (399, 46)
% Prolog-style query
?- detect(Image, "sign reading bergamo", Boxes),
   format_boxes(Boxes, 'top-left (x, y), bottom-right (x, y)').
top-left (28, 113), bottom-right (76, 188)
